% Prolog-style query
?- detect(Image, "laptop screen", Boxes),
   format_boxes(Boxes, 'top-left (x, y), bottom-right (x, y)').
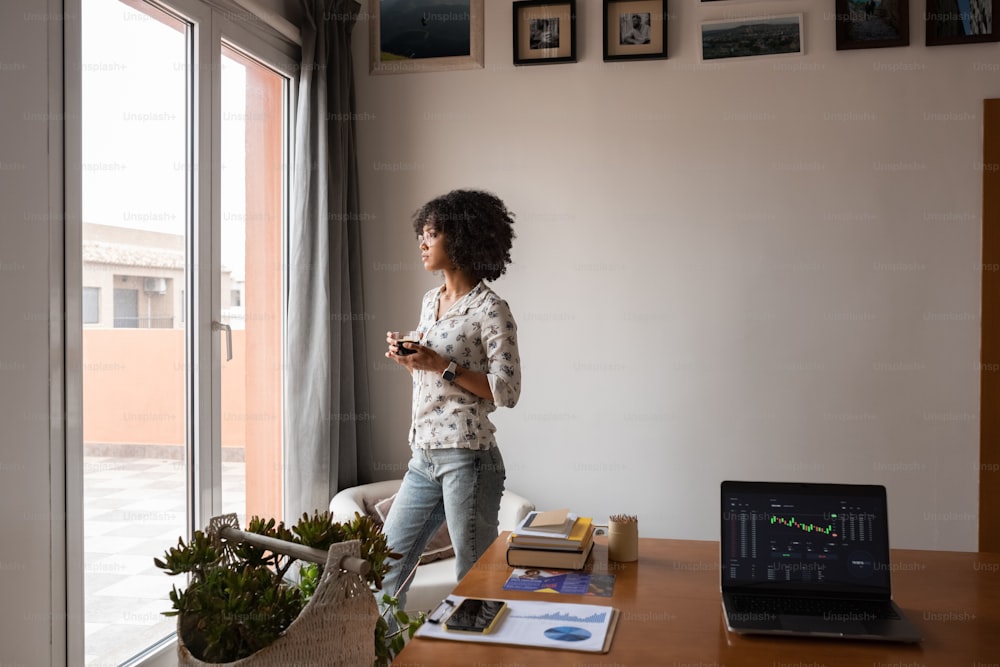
top-left (721, 481), bottom-right (893, 596)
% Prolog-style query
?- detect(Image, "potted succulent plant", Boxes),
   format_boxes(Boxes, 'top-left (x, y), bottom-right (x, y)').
top-left (154, 510), bottom-right (424, 666)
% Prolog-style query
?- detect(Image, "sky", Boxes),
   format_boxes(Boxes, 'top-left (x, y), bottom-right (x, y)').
top-left (82, 0), bottom-right (248, 279)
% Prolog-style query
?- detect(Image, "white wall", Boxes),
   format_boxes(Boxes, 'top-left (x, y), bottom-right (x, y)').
top-left (356, 1), bottom-right (992, 551)
top-left (0, 1), bottom-right (63, 665)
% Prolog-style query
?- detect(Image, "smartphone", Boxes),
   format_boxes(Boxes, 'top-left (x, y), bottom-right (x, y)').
top-left (444, 598), bottom-right (508, 634)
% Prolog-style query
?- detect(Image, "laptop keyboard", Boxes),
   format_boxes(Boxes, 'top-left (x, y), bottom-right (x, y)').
top-left (731, 595), bottom-right (901, 620)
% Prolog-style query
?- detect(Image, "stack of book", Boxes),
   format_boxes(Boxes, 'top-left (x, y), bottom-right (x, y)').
top-left (506, 508), bottom-right (595, 570)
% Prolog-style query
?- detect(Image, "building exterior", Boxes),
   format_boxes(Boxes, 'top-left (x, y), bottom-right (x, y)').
top-left (82, 222), bottom-right (241, 329)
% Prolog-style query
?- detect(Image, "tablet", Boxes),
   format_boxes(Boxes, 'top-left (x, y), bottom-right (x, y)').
top-left (443, 598), bottom-right (508, 634)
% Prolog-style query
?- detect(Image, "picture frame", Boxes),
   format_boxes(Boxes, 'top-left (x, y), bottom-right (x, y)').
top-left (604, 0), bottom-right (668, 61)
top-left (513, 0), bottom-right (577, 66)
top-left (699, 14), bottom-right (804, 61)
top-left (835, 0), bottom-right (909, 50)
top-left (925, 0), bottom-right (998, 46)
top-left (369, 0), bottom-right (485, 75)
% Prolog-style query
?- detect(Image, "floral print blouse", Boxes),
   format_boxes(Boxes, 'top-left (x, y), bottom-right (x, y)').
top-left (408, 281), bottom-right (521, 450)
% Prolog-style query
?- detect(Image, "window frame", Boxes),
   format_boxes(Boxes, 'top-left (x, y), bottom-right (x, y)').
top-left (64, 1), bottom-right (300, 664)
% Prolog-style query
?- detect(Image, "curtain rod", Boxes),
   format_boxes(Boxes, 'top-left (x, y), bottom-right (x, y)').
top-left (231, 0), bottom-right (302, 45)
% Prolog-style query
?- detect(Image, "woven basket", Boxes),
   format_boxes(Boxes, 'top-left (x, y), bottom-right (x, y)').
top-left (176, 538), bottom-right (377, 667)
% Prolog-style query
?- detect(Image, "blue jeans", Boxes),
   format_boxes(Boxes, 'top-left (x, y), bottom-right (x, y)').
top-left (378, 446), bottom-right (506, 612)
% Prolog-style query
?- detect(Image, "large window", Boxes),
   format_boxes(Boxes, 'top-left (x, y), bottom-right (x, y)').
top-left (77, 1), bottom-right (294, 663)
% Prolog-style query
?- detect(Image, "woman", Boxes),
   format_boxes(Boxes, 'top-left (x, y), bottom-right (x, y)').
top-left (380, 189), bottom-right (521, 612)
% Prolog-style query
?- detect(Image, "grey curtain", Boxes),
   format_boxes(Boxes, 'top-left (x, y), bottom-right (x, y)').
top-left (285, 0), bottom-right (371, 524)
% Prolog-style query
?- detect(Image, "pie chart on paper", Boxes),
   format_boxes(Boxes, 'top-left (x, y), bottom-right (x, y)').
top-left (543, 626), bottom-right (592, 642)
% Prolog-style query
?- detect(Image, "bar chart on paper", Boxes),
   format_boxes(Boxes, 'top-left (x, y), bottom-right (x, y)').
top-left (415, 596), bottom-right (619, 653)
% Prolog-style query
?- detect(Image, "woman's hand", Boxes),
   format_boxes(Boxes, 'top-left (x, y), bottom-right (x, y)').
top-left (384, 330), bottom-right (494, 400)
top-left (384, 331), bottom-right (404, 357)
top-left (385, 331), bottom-right (448, 374)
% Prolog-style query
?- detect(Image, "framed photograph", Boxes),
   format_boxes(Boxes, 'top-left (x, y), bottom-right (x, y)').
top-left (836, 0), bottom-right (909, 50)
top-left (369, 0), bottom-right (484, 74)
top-left (926, 0), bottom-right (998, 46)
top-left (700, 14), bottom-right (804, 61)
top-left (513, 0), bottom-right (577, 65)
top-left (604, 0), bottom-right (668, 61)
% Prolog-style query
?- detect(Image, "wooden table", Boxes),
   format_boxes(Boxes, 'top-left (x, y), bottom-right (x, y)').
top-left (392, 532), bottom-right (1000, 666)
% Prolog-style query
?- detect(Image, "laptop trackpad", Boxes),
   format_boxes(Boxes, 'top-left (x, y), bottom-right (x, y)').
top-left (780, 615), bottom-right (867, 636)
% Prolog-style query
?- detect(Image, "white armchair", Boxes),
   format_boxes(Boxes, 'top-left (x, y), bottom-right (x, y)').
top-left (330, 479), bottom-right (534, 614)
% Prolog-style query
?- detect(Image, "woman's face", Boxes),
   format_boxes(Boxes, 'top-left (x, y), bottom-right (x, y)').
top-left (418, 223), bottom-right (449, 272)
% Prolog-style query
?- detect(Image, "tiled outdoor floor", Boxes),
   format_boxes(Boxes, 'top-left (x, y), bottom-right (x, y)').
top-left (84, 456), bottom-right (245, 666)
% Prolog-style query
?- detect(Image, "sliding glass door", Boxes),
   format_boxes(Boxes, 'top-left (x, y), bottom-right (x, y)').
top-left (81, 4), bottom-right (188, 662)
top-left (79, 1), bottom-right (292, 663)
top-left (219, 44), bottom-right (286, 522)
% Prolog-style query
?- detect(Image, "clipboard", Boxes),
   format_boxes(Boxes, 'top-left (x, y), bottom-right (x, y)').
top-left (418, 595), bottom-right (621, 654)
top-left (603, 607), bottom-right (621, 653)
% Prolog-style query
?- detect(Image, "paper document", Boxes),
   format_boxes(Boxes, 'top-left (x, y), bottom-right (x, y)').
top-left (416, 595), bottom-right (619, 653)
top-left (527, 508), bottom-right (570, 528)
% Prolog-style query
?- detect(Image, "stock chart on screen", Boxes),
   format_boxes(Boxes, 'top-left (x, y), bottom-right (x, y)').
top-left (722, 487), bottom-right (890, 591)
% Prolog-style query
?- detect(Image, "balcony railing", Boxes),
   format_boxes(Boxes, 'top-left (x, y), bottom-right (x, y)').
top-left (112, 316), bottom-right (175, 329)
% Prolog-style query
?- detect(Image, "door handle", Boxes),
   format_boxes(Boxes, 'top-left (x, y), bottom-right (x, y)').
top-left (212, 321), bottom-right (233, 361)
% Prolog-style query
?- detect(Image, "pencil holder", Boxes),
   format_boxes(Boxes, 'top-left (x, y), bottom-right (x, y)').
top-left (608, 515), bottom-right (638, 562)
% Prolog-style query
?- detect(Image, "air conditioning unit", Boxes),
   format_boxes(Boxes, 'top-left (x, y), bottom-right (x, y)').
top-left (143, 277), bottom-right (167, 294)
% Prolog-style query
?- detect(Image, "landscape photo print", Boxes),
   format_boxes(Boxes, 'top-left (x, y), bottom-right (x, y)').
top-left (700, 14), bottom-right (804, 61)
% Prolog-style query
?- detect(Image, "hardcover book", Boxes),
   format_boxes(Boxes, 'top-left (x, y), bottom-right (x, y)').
top-left (506, 539), bottom-right (595, 570)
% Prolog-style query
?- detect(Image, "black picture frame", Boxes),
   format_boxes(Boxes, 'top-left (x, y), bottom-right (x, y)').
top-left (604, 0), bottom-right (669, 61)
top-left (835, 0), bottom-right (909, 50)
top-left (513, 0), bottom-right (577, 66)
top-left (926, 0), bottom-right (998, 46)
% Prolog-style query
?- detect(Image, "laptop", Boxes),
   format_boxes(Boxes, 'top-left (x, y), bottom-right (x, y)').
top-left (719, 480), bottom-right (922, 643)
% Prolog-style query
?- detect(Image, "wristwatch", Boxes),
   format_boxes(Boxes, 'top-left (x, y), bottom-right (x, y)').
top-left (442, 361), bottom-right (458, 382)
